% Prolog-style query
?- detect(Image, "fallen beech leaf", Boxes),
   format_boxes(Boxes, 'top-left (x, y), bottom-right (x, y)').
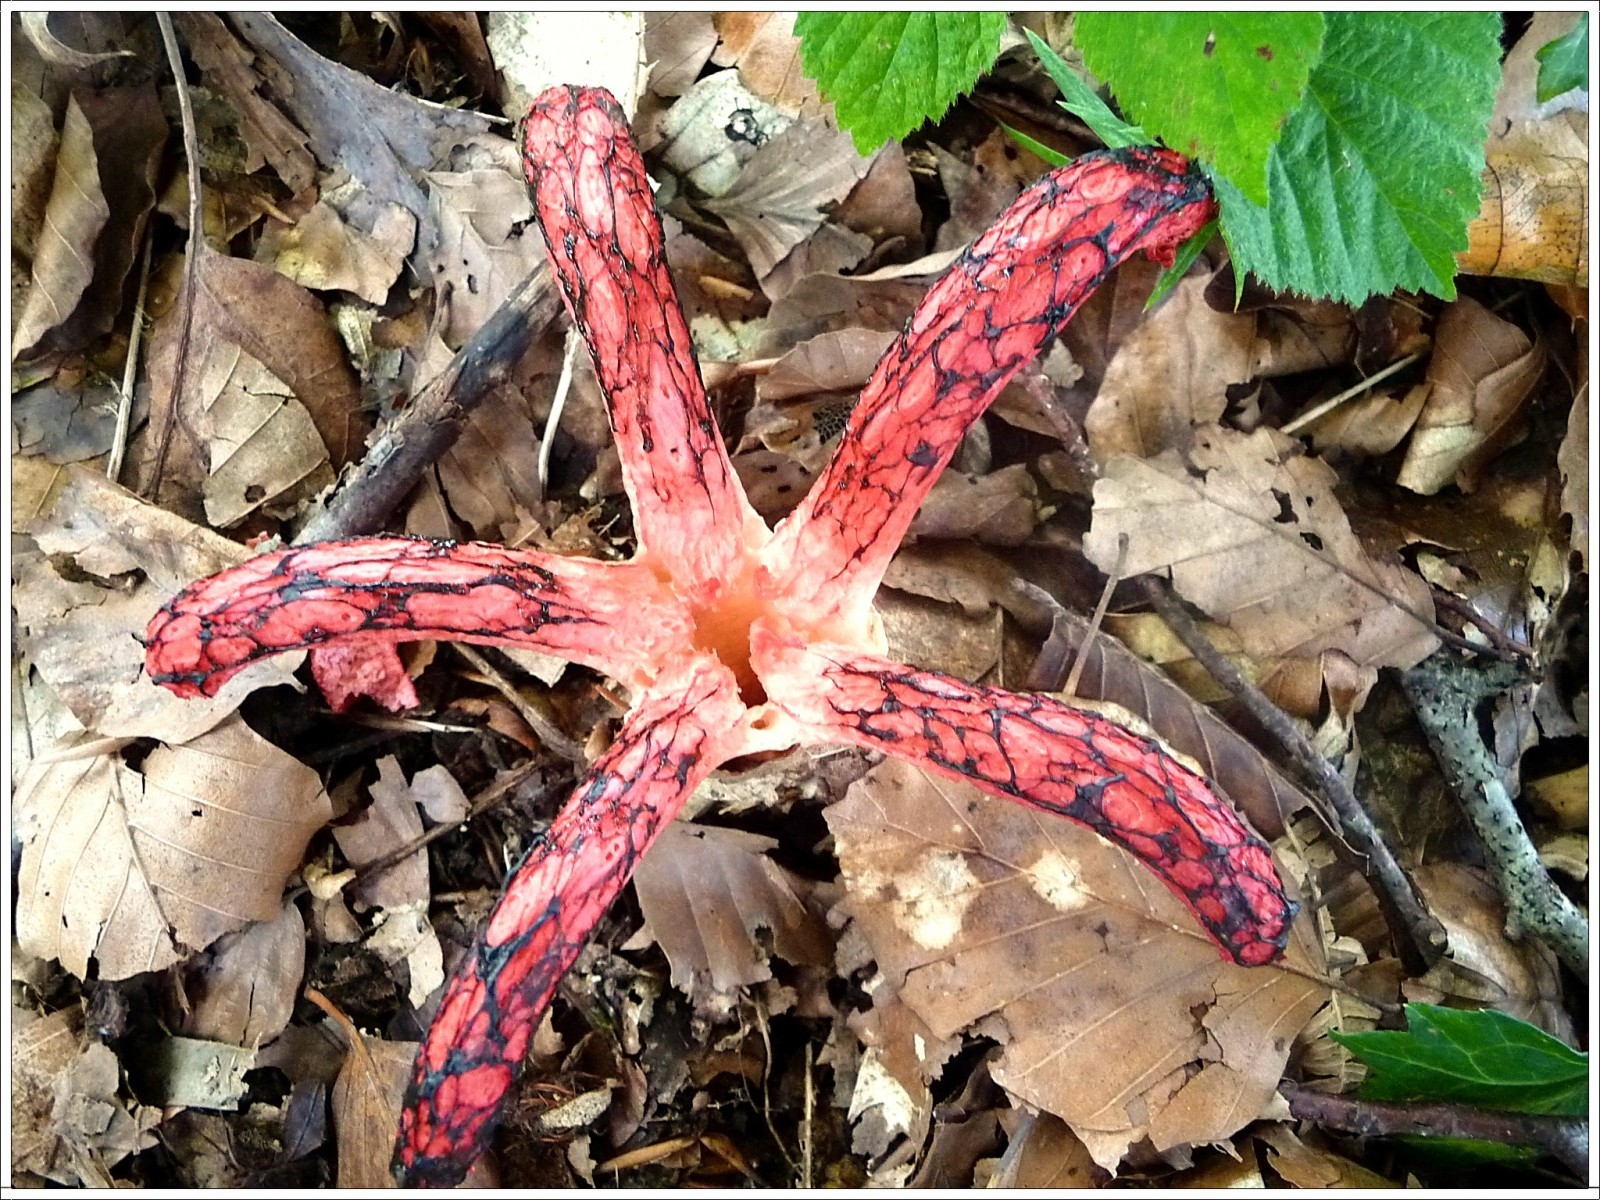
top-left (11, 82), bottom-right (58, 263)
top-left (933, 131), bottom-right (1048, 251)
top-left (11, 95), bottom-right (108, 359)
top-left (183, 900), bottom-right (307, 1048)
top-left (645, 12), bottom-right (718, 97)
top-left (628, 820), bottom-right (831, 1005)
top-left (1087, 425), bottom-right (1440, 669)
top-left (334, 756), bottom-right (430, 911)
top-left (40, 1021), bottom-right (161, 1183)
top-left (14, 716), bottom-right (333, 980)
top-left (1557, 373), bottom-right (1586, 568)
top-left (1084, 275), bottom-right (1254, 461)
top-left (12, 1008), bottom-right (87, 1182)
top-left (827, 758), bottom-right (1328, 1174)
top-left (17, 467), bottom-right (301, 738)
top-left (992, 1112), bottom-right (1098, 1188)
top-left (876, 586), bottom-right (1003, 684)
top-left (834, 140), bottom-right (924, 247)
top-left (195, 340), bottom-right (333, 527)
top-left (711, 12), bottom-right (825, 114)
top-left (703, 118), bottom-right (872, 279)
top-left (1459, 12), bottom-right (1589, 287)
top-left (758, 328), bottom-right (899, 403)
top-left (1305, 382), bottom-right (1430, 458)
top-left (758, 222), bottom-right (873, 301)
top-left (311, 992), bottom-right (419, 1190)
top-left (423, 162), bottom-right (545, 348)
top-left (434, 384), bottom-right (544, 540)
top-left (177, 13), bottom-right (317, 191)
top-left (909, 464), bottom-right (1040, 546)
top-left (1397, 296), bottom-right (1545, 494)
top-left (1255, 1124), bottom-right (1401, 1189)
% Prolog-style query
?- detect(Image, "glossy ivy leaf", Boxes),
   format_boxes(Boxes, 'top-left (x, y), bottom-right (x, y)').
top-left (1213, 12), bottom-right (1503, 304)
top-left (1076, 12), bottom-right (1323, 205)
top-left (1332, 1003), bottom-right (1588, 1116)
top-left (1024, 28), bottom-right (1147, 150)
top-left (1536, 13), bottom-right (1588, 103)
top-left (795, 12), bottom-right (1007, 154)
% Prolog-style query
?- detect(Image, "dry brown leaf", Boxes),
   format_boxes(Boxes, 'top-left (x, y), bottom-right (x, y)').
top-left (910, 464), bottom-right (1040, 546)
top-left (333, 756), bottom-right (430, 911)
top-left (1459, 12), bottom-right (1588, 287)
top-left (711, 12), bottom-right (825, 115)
top-left (178, 12), bottom-right (317, 191)
top-left (1255, 1124), bottom-right (1401, 1188)
top-left (834, 140), bottom-right (924, 248)
top-left (759, 250), bottom-right (957, 356)
top-left (314, 993), bottom-right (418, 1190)
top-left (876, 587), bottom-right (1003, 684)
top-left (933, 131), bottom-right (1048, 252)
top-left (1557, 372), bottom-right (1587, 569)
top-left (147, 247), bottom-right (367, 480)
top-left (827, 758), bottom-right (1328, 1174)
top-left (1397, 296), bottom-right (1545, 495)
top-left (628, 820), bottom-right (831, 1007)
top-left (434, 384), bottom-right (544, 540)
top-left (992, 1112), bottom-right (1099, 1188)
top-left (183, 900), bottom-right (307, 1048)
top-left (703, 119), bottom-right (872, 279)
top-left (1084, 275), bottom-right (1256, 461)
top-left (1306, 382), bottom-right (1430, 458)
top-left (12, 1006), bottom-right (162, 1185)
top-left (1087, 425), bottom-right (1440, 669)
top-left (17, 467), bottom-right (302, 738)
top-left (12, 95), bottom-right (108, 359)
top-left (229, 13), bottom-right (495, 280)
top-left (11, 368), bottom-right (128, 464)
top-left (423, 159), bottom-right (545, 348)
top-left (194, 340), bottom-right (333, 528)
top-left (645, 12), bottom-right (719, 97)
top-left (259, 190), bottom-right (415, 306)
top-left (14, 716), bottom-right (332, 981)
top-left (758, 328), bottom-right (898, 403)
top-left (11, 83), bottom-right (62, 267)
top-left (758, 222), bottom-right (874, 302)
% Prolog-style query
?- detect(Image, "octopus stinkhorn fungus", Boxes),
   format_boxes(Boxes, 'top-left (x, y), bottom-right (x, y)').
top-left (144, 86), bottom-right (1296, 1187)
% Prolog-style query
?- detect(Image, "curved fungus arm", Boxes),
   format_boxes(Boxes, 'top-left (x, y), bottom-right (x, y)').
top-left (144, 537), bottom-right (695, 697)
top-left (523, 86), bottom-right (765, 603)
top-left (766, 147), bottom-right (1215, 627)
top-left (394, 654), bottom-right (746, 1187)
top-left (755, 631), bottom-right (1295, 967)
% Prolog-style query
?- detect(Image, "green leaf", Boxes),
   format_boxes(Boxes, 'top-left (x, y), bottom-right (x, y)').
top-left (1000, 122), bottom-right (1069, 168)
top-left (1146, 220), bottom-right (1218, 311)
top-left (1214, 12), bottom-right (1503, 304)
top-left (1076, 13), bottom-right (1324, 205)
top-left (1332, 1004), bottom-right (1588, 1117)
top-left (1536, 13), bottom-right (1588, 103)
top-left (795, 12), bottom-right (1007, 155)
top-left (1023, 28), bottom-right (1148, 150)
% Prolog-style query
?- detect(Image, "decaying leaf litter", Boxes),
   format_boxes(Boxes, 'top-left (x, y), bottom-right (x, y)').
top-left (9, 11), bottom-right (1590, 1190)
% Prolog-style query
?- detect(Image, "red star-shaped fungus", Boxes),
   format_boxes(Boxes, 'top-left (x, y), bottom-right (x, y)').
top-left (144, 86), bottom-right (1295, 1187)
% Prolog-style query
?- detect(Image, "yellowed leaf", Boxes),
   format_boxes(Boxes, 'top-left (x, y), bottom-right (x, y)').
top-left (260, 191), bottom-right (415, 306)
top-left (826, 758), bottom-right (1329, 1174)
top-left (15, 716), bottom-right (333, 980)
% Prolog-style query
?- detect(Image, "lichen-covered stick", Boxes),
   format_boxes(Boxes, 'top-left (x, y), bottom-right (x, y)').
top-left (144, 86), bottom-right (1294, 1187)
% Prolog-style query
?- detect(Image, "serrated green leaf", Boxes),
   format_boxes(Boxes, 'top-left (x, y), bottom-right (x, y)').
top-left (1023, 27), bottom-right (1147, 150)
top-left (1215, 12), bottom-right (1503, 303)
top-left (1332, 1004), bottom-right (1588, 1117)
top-left (1077, 13), bottom-right (1324, 205)
top-left (1536, 13), bottom-right (1588, 103)
top-left (795, 12), bottom-right (1007, 155)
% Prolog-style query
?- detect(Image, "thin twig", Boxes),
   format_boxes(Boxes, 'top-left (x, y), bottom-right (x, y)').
top-left (1430, 587), bottom-right (1535, 661)
top-left (1280, 352), bottom-right (1422, 435)
top-left (1400, 653), bottom-right (1588, 974)
top-left (1138, 575), bottom-right (1448, 972)
top-left (452, 644), bottom-right (586, 763)
top-left (145, 13), bottom-right (202, 500)
top-left (1280, 1081), bottom-right (1588, 1177)
top-left (107, 226), bottom-right (154, 484)
top-left (1063, 532), bottom-right (1125, 699)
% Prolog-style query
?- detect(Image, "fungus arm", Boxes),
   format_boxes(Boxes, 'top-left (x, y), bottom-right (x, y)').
top-left (144, 537), bottom-right (694, 697)
top-left (524, 86), bottom-right (765, 602)
top-left (756, 632), bottom-right (1295, 967)
top-left (394, 654), bottom-right (746, 1186)
top-left (766, 148), bottom-right (1215, 627)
